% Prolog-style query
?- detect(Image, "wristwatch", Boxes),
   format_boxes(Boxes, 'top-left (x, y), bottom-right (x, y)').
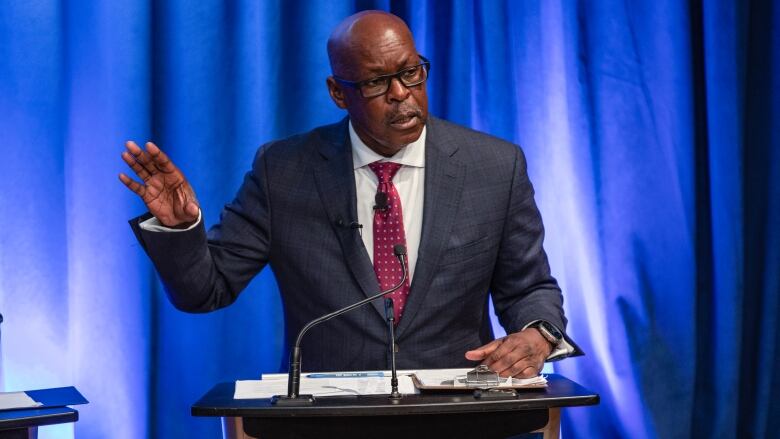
top-left (531, 321), bottom-right (563, 347)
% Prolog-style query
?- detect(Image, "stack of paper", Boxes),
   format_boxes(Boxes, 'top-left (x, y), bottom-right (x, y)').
top-left (235, 368), bottom-right (548, 399)
top-left (412, 368), bottom-right (548, 389)
top-left (235, 371), bottom-right (417, 399)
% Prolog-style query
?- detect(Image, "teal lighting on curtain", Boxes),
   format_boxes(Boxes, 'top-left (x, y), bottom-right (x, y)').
top-left (0, 1), bottom-right (777, 438)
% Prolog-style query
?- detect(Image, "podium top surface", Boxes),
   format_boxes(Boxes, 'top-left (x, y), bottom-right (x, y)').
top-left (192, 373), bottom-right (599, 418)
top-left (0, 407), bottom-right (78, 431)
top-left (0, 386), bottom-right (86, 431)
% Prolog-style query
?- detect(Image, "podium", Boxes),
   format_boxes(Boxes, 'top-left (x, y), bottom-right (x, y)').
top-left (192, 374), bottom-right (598, 439)
top-left (0, 387), bottom-right (87, 439)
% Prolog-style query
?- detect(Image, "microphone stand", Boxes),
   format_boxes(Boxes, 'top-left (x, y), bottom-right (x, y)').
top-left (384, 298), bottom-right (401, 400)
top-left (272, 245), bottom-right (408, 406)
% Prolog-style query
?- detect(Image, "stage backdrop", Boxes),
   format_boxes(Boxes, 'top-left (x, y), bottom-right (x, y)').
top-left (0, 0), bottom-right (778, 438)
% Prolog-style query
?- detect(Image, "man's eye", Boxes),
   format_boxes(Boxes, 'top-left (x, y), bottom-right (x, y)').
top-left (402, 67), bottom-right (420, 78)
top-left (363, 78), bottom-right (386, 88)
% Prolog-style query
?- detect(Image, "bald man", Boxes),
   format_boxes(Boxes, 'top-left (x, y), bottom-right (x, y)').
top-left (121, 11), bottom-right (581, 378)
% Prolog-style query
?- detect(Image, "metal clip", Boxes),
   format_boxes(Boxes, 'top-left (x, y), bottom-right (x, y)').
top-left (464, 365), bottom-right (500, 388)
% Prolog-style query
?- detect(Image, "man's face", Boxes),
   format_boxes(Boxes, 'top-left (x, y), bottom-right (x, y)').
top-left (328, 29), bottom-right (429, 157)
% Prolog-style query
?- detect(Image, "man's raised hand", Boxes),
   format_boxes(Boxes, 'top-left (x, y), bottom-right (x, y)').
top-left (119, 141), bottom-right (200, 228)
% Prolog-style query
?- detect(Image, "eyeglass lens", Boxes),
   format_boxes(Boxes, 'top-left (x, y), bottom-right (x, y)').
top-left (362, 64), bottom-right (428, 97)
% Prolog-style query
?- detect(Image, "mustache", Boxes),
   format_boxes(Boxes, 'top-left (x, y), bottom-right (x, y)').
top-left (386, 104), bottom-right (423, 123)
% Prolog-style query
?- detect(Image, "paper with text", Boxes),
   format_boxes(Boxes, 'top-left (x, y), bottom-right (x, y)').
top-left (235, 374), bottom-right (417, 399)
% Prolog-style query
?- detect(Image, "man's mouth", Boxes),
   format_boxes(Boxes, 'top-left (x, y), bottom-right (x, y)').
top-left (389, 111), bottom-right (421, 129)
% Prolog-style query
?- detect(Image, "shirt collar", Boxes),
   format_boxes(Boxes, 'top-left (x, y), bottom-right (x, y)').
top-left (349, 120), bottom-right (426, 170)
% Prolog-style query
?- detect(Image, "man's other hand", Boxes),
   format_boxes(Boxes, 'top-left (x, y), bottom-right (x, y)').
top-left (119, 141), bottom-right (200, 228)
top-left (464, 328), bottom-right (553, 378)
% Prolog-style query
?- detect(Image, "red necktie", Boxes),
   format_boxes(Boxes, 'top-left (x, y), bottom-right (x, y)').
top-left (368, 161), bottom-right (410, 325)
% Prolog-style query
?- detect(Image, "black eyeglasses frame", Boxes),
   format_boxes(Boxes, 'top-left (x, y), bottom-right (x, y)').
top-left (333, 55), bottom-right (431, 98)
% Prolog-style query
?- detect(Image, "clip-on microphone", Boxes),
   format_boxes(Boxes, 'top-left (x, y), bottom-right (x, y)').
top-left (374, 192), bottom-right (389, 211)
top-left (271, 245), bottom-right (408, 406)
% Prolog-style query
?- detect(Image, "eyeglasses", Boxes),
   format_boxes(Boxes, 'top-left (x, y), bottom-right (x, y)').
top-left (333, 55), bottom-right (431, 98)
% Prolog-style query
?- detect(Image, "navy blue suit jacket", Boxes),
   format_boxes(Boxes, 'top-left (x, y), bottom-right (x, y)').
top-left (131, 116), bottom-right (581, 371)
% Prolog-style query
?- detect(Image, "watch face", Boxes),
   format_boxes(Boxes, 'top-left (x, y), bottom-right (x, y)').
top-left (546, 323), bottom-right (563, 340)
top-left (538, 322), bottom-right (563, 343)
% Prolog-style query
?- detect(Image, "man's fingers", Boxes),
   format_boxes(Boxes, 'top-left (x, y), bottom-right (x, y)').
top-left (121, 151), bottom-right (152, 181)
top-left (482, 334), bottom-right (529, 367)
top-left (125, 140), bottom-right (141, 153)
top-left (488, 343), bottom-right (534, 375)
top-left (480, 330), bottom-right (551, 376)
top-left (464, 338), bottom-right (503, 361)
top-left (467, 331), bottom-right (551, 378)
top-left (490, 349), bottom-right (543, 378)
top-left (119, 173), bottom-right (146, 197)
top-left (126, 141), bottom-right (157, 176)
top-left (511, 364), bottom-right (541, 379)
top-left (146, 142), bottom-right (176, 173)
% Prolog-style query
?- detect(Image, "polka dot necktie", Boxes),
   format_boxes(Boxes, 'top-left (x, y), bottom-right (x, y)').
top-left (368, 161), bottom-right (410, 325)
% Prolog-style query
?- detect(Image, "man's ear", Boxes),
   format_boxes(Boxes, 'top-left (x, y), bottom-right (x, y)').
top-left (326, 76), bottom-right (348, 109)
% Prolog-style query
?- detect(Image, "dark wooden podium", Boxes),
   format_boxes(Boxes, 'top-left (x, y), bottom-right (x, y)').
top-left (192, 374), bottom-right (598, 439)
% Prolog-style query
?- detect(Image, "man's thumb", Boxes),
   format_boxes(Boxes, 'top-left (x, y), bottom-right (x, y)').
top-left (185, 202), bottom-right (200, 218)
top-left (464, 349), bottom-right (486, 361)
top-left (465, 338), bottom-right (503, 361)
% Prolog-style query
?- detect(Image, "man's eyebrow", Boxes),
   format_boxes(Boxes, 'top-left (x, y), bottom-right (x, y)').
top-left (361, 56), bottom-right (415, 76)
top-left (363, 67), bottom-right (388, 76)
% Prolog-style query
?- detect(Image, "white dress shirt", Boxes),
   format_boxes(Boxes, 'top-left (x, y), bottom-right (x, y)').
top-left (350, 122), bottom-right (425, 282)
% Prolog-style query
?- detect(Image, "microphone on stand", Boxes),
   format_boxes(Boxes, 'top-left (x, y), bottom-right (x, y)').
top-left (271, 244), bottom-right (408, 406)
top-left (384, 298), bottom-right (401, 400)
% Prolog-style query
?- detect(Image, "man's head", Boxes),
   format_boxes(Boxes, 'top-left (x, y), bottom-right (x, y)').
top-left (326, 11), bottom-right (429, 157)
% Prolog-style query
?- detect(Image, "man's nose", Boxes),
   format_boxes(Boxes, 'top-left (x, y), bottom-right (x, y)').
top-left (386, 77), bottom-right (411, 102)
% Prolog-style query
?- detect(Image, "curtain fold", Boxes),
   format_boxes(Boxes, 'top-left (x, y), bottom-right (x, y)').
top-left (0, 1), bottom-right (777, 438)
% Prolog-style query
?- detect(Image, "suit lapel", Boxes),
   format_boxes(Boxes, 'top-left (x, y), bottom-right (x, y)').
top-left (396, 118), bottom-right (466, 338)
top-left (312, 119), bottom-right (385, 319)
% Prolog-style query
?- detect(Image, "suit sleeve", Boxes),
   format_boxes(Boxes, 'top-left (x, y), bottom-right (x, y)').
top-left (129, 146), bottom-right (272, 312)
top-left (490, 147), bottom-right (583, 356)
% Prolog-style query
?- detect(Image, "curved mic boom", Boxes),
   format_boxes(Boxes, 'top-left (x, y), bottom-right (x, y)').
top-left (275, 244), bottom-right (408, 403)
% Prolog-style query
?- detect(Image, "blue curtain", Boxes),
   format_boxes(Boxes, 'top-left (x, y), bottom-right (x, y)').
top-left (1, 1), bottom-right (777, 438)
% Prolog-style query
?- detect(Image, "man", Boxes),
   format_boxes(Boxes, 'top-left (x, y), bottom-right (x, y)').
top-left (120, 11), bottom-right (581, 377)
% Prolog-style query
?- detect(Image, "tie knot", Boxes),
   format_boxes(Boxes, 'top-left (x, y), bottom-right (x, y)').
top-left (368, 161), bottom-right (402, 183)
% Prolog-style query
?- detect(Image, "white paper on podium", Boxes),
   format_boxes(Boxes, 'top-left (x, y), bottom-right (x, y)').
top-left (413, 368), bottom-right (548, 388)
top-left (0, 391), bottom-right (42, 410)
top-left (235, 372), bottom-right (418, 399)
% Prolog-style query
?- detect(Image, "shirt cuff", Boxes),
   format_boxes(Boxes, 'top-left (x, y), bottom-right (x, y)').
top-left (522, 319), bottom-right (576, 362)
top-left (138, 210), bottom-right (202, 232)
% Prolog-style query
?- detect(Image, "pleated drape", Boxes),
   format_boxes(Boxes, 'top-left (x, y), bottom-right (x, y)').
top-left (1, 1), bottom-right (777, 437)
